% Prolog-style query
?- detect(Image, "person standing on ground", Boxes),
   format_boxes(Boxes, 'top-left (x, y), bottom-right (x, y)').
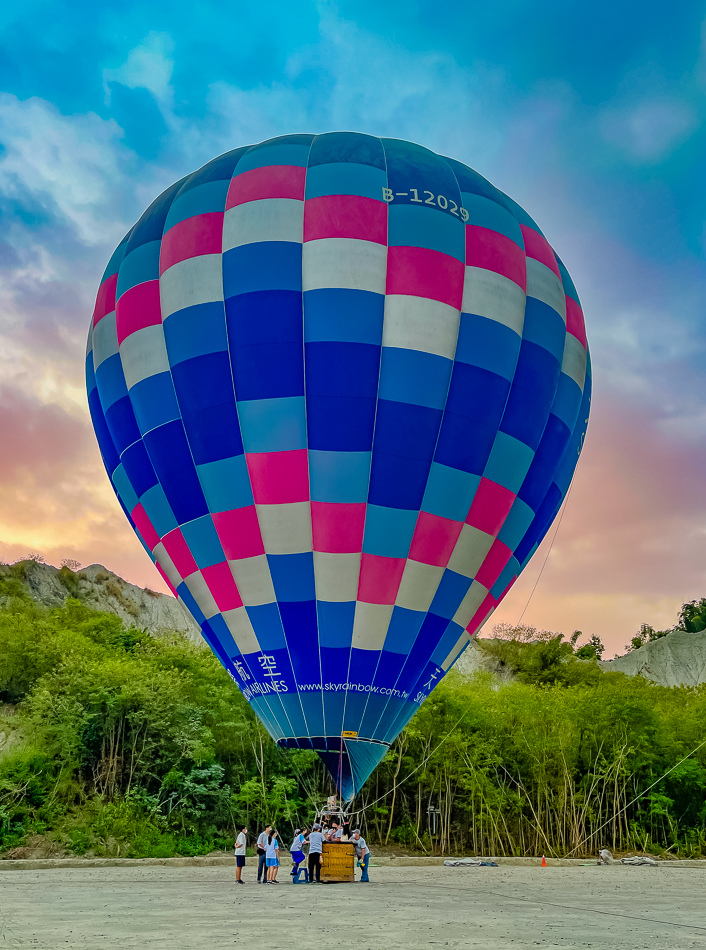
top-left (256, 824), bottom-right (271, 884)
top-left (351, 829), bottom-right (369, 882)
top-left (307, 823), bottom-right (325, 884)
top-left (290, 827), bottom-right (307, 877)
top-left (234, 824), bottom-right (247, 884)
top-left (265, 829), bottom-right (280, 883)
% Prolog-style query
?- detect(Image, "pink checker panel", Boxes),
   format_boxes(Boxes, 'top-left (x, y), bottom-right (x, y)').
top-left (465, 479), bottom-right (516, 537)
top-left (116, 280), bottom-right (162, 344)
top-left (246, 449), bottom-right (310, 505)
top-left (566, 296), bottom-right (587, 348)
top-left (408, 511), bottom-right (463, 568)
top-left (311, 501), bottom-right (366, 553)
top-left (130, 503), bottom-right (160, 551)
top-left (385, 246), bottom-right (465, 309)
top-left (474, 538), bottom-right (513, 590)
top-left (465, 226), bottom-right (527, 291)
top-left (159, 213), bottom-right (224, 273)
top-left (519, 224), bottom-right (561, 278)
top-left (201, 561), bottom-right (244, 611)
top-left (161, 527), bottom-right (199, 578)
top-left (303, 194), bottom-right (387, 245)
top-left (466, 592), bottom-right (496, 635)
top-left (92, 272), bottom-right (118, 326)
top-left (212, 506), bottom-right (265, 560)
top-left (357, 553), bottom-right (406, 605)
top-left (226, 165), bottom-right (307, 209)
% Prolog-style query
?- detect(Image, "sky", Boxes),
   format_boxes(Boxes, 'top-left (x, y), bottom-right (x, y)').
top-left (1, 0), bottom-right (705, 655)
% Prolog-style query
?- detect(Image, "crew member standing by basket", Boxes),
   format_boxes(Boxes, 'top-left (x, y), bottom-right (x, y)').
top-left (351, 829), bottom-right (369, 882)
top-left (290, 827), bottom-right (307, 877)
top-left (307, 823), bottom-right (325, 884)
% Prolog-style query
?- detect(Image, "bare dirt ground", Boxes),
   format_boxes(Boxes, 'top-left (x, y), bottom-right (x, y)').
top-left (1, 864), bottom-right (705, 949)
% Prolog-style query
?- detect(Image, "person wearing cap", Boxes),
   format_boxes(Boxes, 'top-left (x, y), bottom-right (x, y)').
top-left (306, 823), bottom-right (325, 884)
top-left (351, 829), bottom-right (369, 882)
top-left (234, 824), bottom-right (247, 884)
top-left (290, 827), bottom-right (307, 877)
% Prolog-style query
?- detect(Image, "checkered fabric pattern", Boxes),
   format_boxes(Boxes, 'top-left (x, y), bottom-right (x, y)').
top-left (87, 133), bottom-right (591, 799)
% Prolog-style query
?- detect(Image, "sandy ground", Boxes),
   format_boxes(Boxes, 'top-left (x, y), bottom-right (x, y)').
top-left (1, 864), bottom-right (705, 949)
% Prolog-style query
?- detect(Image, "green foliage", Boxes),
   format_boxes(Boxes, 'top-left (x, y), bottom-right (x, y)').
top-left (574, 633), bottom-right (606, 660)
top-left (626, 624), bottom-right (671, 653)
top-left (678, 598), bottom-right (706, 633)
top-left (1, 597), bottom-right (706, 859)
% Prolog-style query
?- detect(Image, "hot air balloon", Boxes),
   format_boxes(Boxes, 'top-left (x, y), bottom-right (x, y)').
top-left (86, 133), bottom-right (590, 800)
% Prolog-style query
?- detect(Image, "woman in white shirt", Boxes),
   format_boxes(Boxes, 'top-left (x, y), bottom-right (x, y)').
top-left (265, 829), bottom-right (280, 883)
top-left (290, 828), bottom-right (307, 877)
top-left (234, 824), bottom-right (247, 884)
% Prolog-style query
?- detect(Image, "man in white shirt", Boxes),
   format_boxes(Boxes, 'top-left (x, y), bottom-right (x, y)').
top-left (256, 825), bottom-right (271, 884)
top-left (234, 825), bottom-right (247, 884)
top-left (306, 823), bottom-right (325, 884)
top-left (351, 829), bottom-right (369, 882)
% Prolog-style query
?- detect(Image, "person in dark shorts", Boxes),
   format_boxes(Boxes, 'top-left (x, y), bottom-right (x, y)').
top-left (234, 824), bottom-right (247, 884)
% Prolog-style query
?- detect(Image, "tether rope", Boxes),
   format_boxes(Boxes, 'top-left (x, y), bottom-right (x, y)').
top-left (517, 484), bottom-right (572, 626)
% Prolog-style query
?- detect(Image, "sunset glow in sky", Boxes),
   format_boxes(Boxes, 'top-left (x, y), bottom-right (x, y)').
top-left (1, 1), bottom-right (705, 654)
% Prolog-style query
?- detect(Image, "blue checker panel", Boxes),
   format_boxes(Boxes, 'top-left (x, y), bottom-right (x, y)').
top-left (181, 516), bottom-right (225, 569)
top-left (164, 180), bottom-right (230, 231)
top-left (182, 402), bottom-right (243, 465)
top-left (163, 302), bottom-right (229, 364)
top-left (309, 450), bottom-right (371, 503)
top-left (303, 289), bottom-right (384, 345)
top-left (378, 348), bottom-right (451, 410)
top-left (87, 132), bottom-right (590, 804)
top-left (115, 241), bottom-right (160, 298)
top-left (197, 455), bottom-right (253, 512)
top-left (223, 242), bottom-right (302, 297)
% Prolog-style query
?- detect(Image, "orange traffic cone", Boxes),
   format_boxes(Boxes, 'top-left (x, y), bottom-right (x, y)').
top-left (541, 855), bottom-right (547, 867)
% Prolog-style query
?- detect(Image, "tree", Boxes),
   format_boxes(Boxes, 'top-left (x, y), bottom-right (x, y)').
top-left (625, 624), bottom-right (670, 653)
top-left (678, 599), bottom-right (706, 633)
top-left (574, 634), bottom-right (605, 660)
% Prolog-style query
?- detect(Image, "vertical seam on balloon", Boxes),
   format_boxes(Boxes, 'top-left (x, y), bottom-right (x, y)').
top-left (300, 132), bottom-right (329, 751)
top-left (337, 134), bottom-right (389, 772)
top-left (160, 168), bottom-right (285, 740)
top-left (220, 143), bottom-right (306, 743)
top-left (499, 241), bottom-right (571, 598)
top-left (384, 169), bottom-right (533, 734)
top-left (91, 233), bottom-right (133, 487)
top-left (360, 153), bottom-right (467, 746)
top-left (210, 150), bottom-right (295, 740)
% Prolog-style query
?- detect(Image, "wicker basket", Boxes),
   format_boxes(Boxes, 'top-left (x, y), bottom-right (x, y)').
top-left (320, 842), bottom-right (355, 883)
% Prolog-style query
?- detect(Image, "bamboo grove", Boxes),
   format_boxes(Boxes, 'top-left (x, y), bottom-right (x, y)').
top-left (1, 581), bottom-right (705, 859)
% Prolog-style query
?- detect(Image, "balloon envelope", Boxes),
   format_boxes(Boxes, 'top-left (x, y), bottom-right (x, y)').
top-left (86, 133), bottom-right (590, 799)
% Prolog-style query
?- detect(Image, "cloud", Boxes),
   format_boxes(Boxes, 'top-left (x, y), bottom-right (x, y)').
top-left (600, 96), bottom-right (699, 162)
top-left (103, 32), bottom-right (176, 107)
top-left (0, 93), bottom-right (130, 246)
